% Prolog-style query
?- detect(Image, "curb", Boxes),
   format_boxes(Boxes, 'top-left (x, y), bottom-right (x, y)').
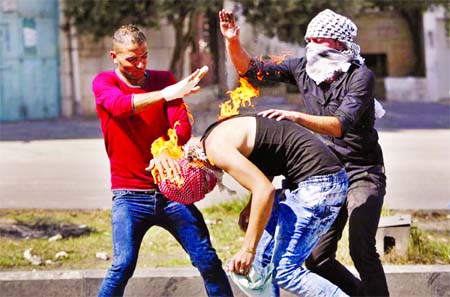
top-left (0, 265), bottom-right (449, 297)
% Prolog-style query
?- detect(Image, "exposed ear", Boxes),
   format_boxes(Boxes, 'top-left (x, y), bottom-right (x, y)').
top-left (110, 50), bottom-right (118, 64)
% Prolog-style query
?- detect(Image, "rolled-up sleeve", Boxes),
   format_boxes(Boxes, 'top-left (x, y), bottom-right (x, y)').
top-left (244, 57), bottom-right (299, 85)
top-left (334, 68), bottom-right (375, 136)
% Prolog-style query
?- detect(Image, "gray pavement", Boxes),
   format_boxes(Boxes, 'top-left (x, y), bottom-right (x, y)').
top-left (1, 101), bottom-right (449, 210)
top-left (1, 265), bottom-right (449, 297)
top-left (0, 101), bottom-right (449, 297)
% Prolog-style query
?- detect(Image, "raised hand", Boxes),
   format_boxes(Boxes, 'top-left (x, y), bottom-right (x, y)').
top-left (219, 9), bottom-right (240, 41)
top-left (161, 66), bottom-right (209, 101)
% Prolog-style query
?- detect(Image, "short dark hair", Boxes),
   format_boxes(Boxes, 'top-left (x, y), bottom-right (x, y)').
top-left (112, 24), bottom-right (146, 49)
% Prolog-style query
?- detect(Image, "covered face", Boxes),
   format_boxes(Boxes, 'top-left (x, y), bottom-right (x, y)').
top-left (304, 8), bottom-right (365, 79)
top-left (158, 147), bottom-right (222, 204)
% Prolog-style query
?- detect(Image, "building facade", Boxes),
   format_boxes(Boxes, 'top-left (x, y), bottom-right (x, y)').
top-left (0, 0), bottom-right (448, 121)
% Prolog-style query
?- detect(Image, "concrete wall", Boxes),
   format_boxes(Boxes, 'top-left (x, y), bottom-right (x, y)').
top-left (355, 11), bottom-right (416, 77)
top-left (58, 4), bottom-right (450, 119)
top-left (59, 14), bottom-right (181, 118)
top-left (423, 6), bottom-right (450, 102)
top-left (384, 7), bottom-right (450, 102)
top-left (385, 77), bottom-right (429, 102)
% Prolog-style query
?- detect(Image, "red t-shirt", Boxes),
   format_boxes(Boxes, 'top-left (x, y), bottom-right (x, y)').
top-left (92, 70), bottom-right (192, 190)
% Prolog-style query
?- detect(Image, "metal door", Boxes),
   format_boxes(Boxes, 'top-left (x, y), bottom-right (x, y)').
top-left (0, 0), bottom-right (60, 121)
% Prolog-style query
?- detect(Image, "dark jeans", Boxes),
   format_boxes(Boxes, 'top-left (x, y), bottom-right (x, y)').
top-left (98, 190), bottom-right (233, 297)
top-left (305, 167), bottom-right (389, 297)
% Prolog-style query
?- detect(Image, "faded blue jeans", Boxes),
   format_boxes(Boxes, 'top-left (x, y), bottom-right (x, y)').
top-left (306, 166), bottom-right (388, 296)
top-left (98, 190), bottom-right (233, 297)
top-left (254, 169), bottom-right (349, 297)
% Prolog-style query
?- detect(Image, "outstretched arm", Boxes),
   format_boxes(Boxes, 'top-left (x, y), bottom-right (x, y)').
top-left (133, 66), bottom-right (208, 112)
top-left (219, 9), bottom-right (252, 75)
top-left (258, 109), bottom-right (342, 137)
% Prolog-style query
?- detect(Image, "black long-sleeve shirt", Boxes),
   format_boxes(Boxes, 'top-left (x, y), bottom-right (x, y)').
top-left (245, 57), bottom-right (384, 177)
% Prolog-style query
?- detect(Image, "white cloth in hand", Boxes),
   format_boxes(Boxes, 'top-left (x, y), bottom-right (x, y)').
top-left (229, 263), bottom-right (274, 297)
top-left (374, 98), bottom-right (386, 119)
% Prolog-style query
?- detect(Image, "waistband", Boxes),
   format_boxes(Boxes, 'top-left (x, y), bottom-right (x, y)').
top-left (283, 168), bottom-right (347, 190)
top-left (112, 189), bottom-right (158, 196)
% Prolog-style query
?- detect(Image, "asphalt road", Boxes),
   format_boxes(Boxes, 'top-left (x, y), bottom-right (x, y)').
top-left (0, 101), bottom-right (449, 210)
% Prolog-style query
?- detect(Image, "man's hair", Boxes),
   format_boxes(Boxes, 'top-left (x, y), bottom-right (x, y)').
top-left (112, 24), bottom-right (146, 49)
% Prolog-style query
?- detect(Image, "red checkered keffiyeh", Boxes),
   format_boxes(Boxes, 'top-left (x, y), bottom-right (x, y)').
top-left (157, 157), bottom-right (221, 204)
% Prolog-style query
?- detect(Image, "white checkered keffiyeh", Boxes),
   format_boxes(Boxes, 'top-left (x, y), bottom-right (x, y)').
top-left (304, 9), bottom-right (385, 118)
top-left (305, 9), bottom-right (363, 63)
top-left (305, 9), bottom-right (357, 43)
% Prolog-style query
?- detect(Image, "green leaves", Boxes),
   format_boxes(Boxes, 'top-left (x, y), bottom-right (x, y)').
top-left (63, 0), bottom-right (160, 40)
top-left (235, 0), bottom-right (448, 45)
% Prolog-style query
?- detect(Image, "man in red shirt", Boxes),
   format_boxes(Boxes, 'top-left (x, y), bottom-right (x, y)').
top-left (93, 24), bottom-right (233, 297)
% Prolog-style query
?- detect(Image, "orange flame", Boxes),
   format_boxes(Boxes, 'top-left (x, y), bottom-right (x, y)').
top-left (266, 52), bottom-right (293, 64)
top-left (183, 102), bottom-right (195, 127)
top-left (256, 51), bottom-right (293, 80)
top-left (218, 77), bottom-right (260, 119)
top-left (150, 123), bottom-right (184, 186)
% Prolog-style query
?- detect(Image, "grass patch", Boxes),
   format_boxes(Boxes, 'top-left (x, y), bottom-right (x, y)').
top-left (0, 202), bottom-right (449, 271)
top-left (407, 227), bottom-right (450, 264)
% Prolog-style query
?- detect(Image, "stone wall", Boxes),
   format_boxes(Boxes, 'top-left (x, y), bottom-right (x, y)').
top-left (423, 7), bottom-right (450, 102)
top-left (59, 4), bottom-right (449, 119)
top-left (355, 11), bottom-right (416, 77)
top-left (59, 19), bottom-right (181, 118)
top-left (385, 77), bottom-right (428, 102)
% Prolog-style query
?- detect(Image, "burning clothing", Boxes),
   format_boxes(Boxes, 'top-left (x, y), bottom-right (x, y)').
top-left (244, 23), bottom-right (388, 296)
top-left (202, 115), bottom-right (349, 296)
top-left (94, 69), bottom-right (232, 296)
top-left (245, 57), bottom-right (383, 179)
top-left (93, 70), bottom-right (191, 190)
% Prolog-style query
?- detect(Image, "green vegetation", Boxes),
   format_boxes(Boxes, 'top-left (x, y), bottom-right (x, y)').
top-left (407, 227), bottom-right (450, 264)
top-left (0, 201), bottom-right (449, 271)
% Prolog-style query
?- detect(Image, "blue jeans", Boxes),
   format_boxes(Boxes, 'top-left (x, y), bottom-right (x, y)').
top-left (254, 169), bottom-right (349, 297)
top-left (98, 190), bottom-right (233, 297)
top-left (306, 166), bottom-right (389, 296)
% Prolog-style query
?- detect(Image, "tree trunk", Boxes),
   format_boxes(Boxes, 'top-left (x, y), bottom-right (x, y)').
top-left (170, 20), bottom-right (185, 79)
top-left (206, 7), bottom-right (227, 98)
top-left (168, 10), bottom-right (198, 80)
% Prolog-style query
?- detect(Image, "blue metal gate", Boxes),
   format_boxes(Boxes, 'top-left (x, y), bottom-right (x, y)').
top-left (0, 0), bottom-right (60, 121)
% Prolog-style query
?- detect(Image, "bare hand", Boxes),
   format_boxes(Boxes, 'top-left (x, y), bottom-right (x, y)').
top-left (145, 152), bottom-right (181, 181)
top-left (227, 249), bottom-right (255, 275)
top-left (258, 109), bottom-right (299, 122)
top-left (219, 9), bottom-right (240, 41)
top-left (161, 66), bottom-right (209, 101)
